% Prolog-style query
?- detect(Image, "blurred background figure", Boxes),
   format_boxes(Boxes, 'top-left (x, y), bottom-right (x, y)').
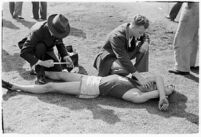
top-left (169, 2), bottom-right (199, 75)
top-left (32, 1), bottom-right (47, 20)
top-left (9, 2), bottom-right (24, 19)
top-left (166, 2), bottom-right (183, 22)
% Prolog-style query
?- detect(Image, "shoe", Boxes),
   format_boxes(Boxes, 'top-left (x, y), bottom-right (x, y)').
top-left (35, 65), bottom-right (47, 85)
top-left (165, 16), bottom-right (175, 21)
top-left (168, 69), bottom-right (190, 75)
top-left (13, 15), bottom-right (24, 20)
top-left (35, 75), bottom-right (47, 85)
top-left (40, 17), bottom-right (47, 20)
top-left (17, 16), bottom-right (24, 19)
top-left (2, 80), bottom-right (13, 90)
top-left (31, 16), bottom-right (39, 20)
top-left (131, 75), bottom-right (138, 80)
top-left (190, 66), bottom-right (199, 70)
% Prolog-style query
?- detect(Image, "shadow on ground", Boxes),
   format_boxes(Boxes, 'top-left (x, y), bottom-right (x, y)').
top-left (2, 49), bottom-right (35, 81)
top-left (184, 73), bottom-right (199, 83)
top-left (191, 68), bottom-right (199, 74)
top-left (70, 27), bottom-right (87, 39)
top-left (16, 19), bottom-right (36, 29)
top-left (78, 65), bottom-right (88, 75)
top-left (3, 90), bottom-right (198, 125)
top-left (2, 19), bottom-right (20, 29)
top-left (2, 49), bottom-right (88, 81)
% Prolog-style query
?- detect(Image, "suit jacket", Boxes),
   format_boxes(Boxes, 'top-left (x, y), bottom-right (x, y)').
top-left (19, 21), bottom-right (68, 66)
top-left (93, 23), bottom-right (148, 76)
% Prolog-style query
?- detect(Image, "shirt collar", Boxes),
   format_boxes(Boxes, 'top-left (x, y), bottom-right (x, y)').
top-left (125, 23), bottom-right (130, 41)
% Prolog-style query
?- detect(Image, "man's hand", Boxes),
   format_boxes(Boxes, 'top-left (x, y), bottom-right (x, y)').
top-left (63, 56), bottom-right (74, 68)
top-left (132, 71), bottom-right (152, 89)
top-left (137, 76), bottom-right (152, 89)
top-left (139, 42), bottom-right (149, 53)
top-left (70, 66), bottom-right (79, 73)
top-left (38, 60), bottom-right (54, 68)
top-left (158, 97), bottom-right (169, 111)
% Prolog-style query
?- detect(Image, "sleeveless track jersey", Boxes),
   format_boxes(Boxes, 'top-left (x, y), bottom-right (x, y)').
top-left (99, 75), bottom-right (142, 98)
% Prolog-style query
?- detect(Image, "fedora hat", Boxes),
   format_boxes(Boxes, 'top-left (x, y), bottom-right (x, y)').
top-left (47, 14), bottom-right (70, 39)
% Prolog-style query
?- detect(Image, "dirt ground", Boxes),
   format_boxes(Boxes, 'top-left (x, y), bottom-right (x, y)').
top-left (1, 2), bottom-right (199, 133)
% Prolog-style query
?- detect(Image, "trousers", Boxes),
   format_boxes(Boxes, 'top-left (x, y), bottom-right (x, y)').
top-left (173, 2), bottom-right (199, 72)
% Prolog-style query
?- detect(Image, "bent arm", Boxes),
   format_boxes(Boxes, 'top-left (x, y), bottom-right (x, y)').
top-left (20, 31), bottom-right (40, 66)
top-left (55, 39), bottom-right (68, 58)
top-left (122, 88), bottom-right (160, 103)
top-left (146, 75), bottom-right (166, 100)
top-left (122, 75), bottom-right (167, 104)
top-left (110, 35), bottom-right (137, 73)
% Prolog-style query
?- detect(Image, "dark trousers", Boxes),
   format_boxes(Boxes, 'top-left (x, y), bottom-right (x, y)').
top-left (9, 2), bottom-right (23, 17)
top-left (32, 1), bottom-right (47, 19)
top-left (134, 51), bottom-right (149, 72)
top-left (110, 51), bottom-right (149, 76)
top-left (169, 2), bottom-right (183, 20)
top-left (34, 43), bottom-right (62, 72)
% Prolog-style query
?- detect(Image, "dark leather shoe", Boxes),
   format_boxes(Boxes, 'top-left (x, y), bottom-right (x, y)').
top-left (35, 76), bottom-right (47, 85)
top-left (13, 15), bottom-right (24, 19)
top-left (165, 16), bottom-right (174, 21)
top-left (168, 69), bottom-right (190, 75)
top-left (2, 80), bottom-right (13, 90)
top-left (190, 66), bottom-right (199, 70)
top-left (35, 65), bottom-right (47, 85)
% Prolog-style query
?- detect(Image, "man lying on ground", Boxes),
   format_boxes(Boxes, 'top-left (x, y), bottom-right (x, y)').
top-left (2, 71), bottom-right (175, 111)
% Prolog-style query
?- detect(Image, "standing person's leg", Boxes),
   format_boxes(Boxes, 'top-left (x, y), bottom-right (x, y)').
top-left (134, 51), bottom-right (149, 72)
top-left (169, 2), bottom-right (183, 21)
top-left (181, 3), bottom-right (199, 71)
top-left (190, 31), bottom-right (199, 68)
top-left (169, 3), bottom-right (199, 74)
top-left (172, 23), bottom-right (187, 73)
top-left (13, 2), bottom-right (23, 19)
top-left (9, 2), bottom-right (15, 17)
top-left (40, 2), bottom-right (47, 20)
top-left (190, 10), bottom-right (199, 68)
top-left (32, 1), bottom-right (39, 19)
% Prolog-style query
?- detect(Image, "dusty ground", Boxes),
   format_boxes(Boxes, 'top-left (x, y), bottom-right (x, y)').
top-left (1, 2), bottom-right (199, 133)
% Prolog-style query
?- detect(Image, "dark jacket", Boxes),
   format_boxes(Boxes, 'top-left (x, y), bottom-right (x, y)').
top-left (19, 21), bottom-right (68, 66)
top-left (93, 23), bottom-right (148, 76)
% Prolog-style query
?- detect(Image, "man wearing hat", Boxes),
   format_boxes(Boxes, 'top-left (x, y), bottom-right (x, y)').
top-left (18, 14), bottom-right (73, 84)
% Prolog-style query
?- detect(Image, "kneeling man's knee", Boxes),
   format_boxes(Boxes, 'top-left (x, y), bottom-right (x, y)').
top-left (111, 60), bottom-right (129, 76)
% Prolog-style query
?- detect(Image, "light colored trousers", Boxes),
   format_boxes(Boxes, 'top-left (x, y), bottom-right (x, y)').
top-left (173, 2), bottom-right (199, 72)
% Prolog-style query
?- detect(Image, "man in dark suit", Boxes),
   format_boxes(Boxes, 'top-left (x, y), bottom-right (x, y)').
top-left (19, 14), bottom-right (73, 84)
top-left (93, 15), bottom-right (151, 87)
